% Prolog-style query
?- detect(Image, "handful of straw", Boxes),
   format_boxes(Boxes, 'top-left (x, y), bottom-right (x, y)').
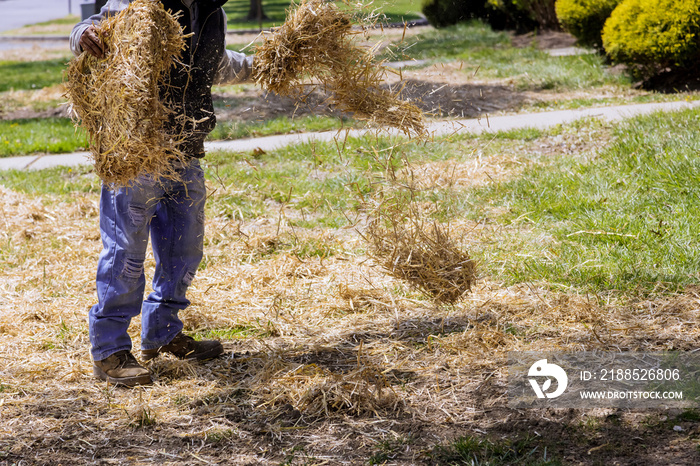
top-left (366, 206), bottom-right (476, 304)
top-left (253, 0), bottom-right (426, 138)
top-left (64, 0), bottom-right (188, 187)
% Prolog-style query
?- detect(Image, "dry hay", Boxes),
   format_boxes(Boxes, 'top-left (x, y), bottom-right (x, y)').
top-left (243, 345), bottom-right (400, 418)
top-left (365, 202), bottom-right (476, 304)
top-left (64, 0), bottom-right (188, 187)
top-left (253, 0), bottom-right (426, 138)
top-left (4, 181), bottom-right (700, 461)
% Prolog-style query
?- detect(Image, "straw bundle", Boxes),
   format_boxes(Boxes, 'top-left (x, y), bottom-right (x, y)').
top-left (297, 366), bottom-right (397, 416)
top-left (64, 0), bottom-right (188, 187)
top-left (248, 347), bottom-right (400, 418)
top-left (253, 0), bottom-right (426, 138)
top-left (366, 211), bottom-right (476, 304)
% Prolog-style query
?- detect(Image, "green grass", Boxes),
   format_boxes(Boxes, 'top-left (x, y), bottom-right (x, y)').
top-left (223, 0), bottom-right (290, 29)
top-left (368, 436), bottom-right (412, 465)
top-left (372, 0), bottom-right (424, 23)
top-left (677, 410), bottom-right (700, 422)
top-left (467, 108), bottom-right (700, 294)
top-left (209, 115), bottom-right (357, 140)
top-left (0, 111), bottom-right (352, 158)
top-left (387, 21), bottom-right (630, 91)
top-left (0, 164), bottom-right (99, 195)
top-left (192, 324), bottom-right (274, 341)
top-left (5, 107), bottom-right (700, 297)
top-left (429, 435), bottom-right (560, 466)
top-left (389, 20), bottom-right (511, 59)
top-left (525, 94), bottom-right (700, 113)
top-left (0, 113), bottom-right (356, 157)
top-left (222, 0), bottom-right (421, 30)
top-left (203, 134), bottom-right (427, 226)
top-left (0, 118), bottom-right (87, 158)
top-left (0, 59), bottom-right (69, 92)
top-left (3, 2), bottom-right (421, 37)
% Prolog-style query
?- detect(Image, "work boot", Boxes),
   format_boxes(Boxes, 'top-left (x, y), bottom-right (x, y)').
top-left (141, 332), bottom-right (224, 361)
top-left (93, 350), bottom-right (153, 387)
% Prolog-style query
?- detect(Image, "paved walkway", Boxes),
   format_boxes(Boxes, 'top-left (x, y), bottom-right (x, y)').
top-left (2, 100), bottom-right (699, 172)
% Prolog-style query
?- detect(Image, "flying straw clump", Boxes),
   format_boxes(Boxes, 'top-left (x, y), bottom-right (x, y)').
top-left (64, 0), bottom-right (188, 187)
top-left (253, 0), bottom-right (426, 138)
top-left (366, 208), bottom-right (476, 304)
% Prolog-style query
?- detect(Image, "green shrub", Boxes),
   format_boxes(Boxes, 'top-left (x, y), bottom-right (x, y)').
top-left (555, 0), bottom-right (621, 49)
top-left (421, 0), bottom-right (481, 28)
top-left (602, 0), bottom-right (700, 73)
top-left (422, 0), bottom-right (537, 31)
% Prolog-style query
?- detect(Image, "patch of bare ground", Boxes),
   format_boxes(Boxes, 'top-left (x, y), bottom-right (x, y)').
top-left (0, 85), bottom-right (70, 120)
top-left (0, 46), bottom-right (71, 63)
top-left (510, 30), bottom-right (579, 50)
top-left (212, 69), bottom-right (528, 125)
top-left (1, 182), bottom-right (698, 465)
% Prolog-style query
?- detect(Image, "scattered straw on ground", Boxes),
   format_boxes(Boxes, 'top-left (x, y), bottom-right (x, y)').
top-left (2, 179), bottom-right (700, 462)
top-left (64, 0), bottom-right (188, 187)
top-left (253, 0), bottom-right (426, 138)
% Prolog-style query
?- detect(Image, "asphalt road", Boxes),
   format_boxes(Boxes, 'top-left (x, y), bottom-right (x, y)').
top-left (0, 0), bottom-right (84, 32)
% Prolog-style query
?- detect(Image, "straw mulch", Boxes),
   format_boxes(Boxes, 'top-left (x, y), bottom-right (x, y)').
top-left (253, 0), bottom-right (426, 138)
top-left (4, 180), bottom-right (700, 461)
top-left (64, 0), bottom-right (188, 187)
top-left (366, 211), bottom-right (477, 304)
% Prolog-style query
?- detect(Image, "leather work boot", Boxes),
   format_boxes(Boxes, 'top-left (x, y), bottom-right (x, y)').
top-left (141, 332), bottom-right (224, 361)
top-left (93, 350), bottom-right (153, 387)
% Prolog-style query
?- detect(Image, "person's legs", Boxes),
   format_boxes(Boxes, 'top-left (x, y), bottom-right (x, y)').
top-left (89, 178), bottom-right (162, 362)
top-left (140, 160), bottom-right (206, 350)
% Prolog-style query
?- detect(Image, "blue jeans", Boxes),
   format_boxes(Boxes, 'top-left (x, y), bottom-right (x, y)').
top-left (89, 160), bottom-right (206, 361)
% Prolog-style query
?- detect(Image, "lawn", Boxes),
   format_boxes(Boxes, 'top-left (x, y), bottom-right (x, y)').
top-left (3, 106), bottom-right (700, 464)
top-left (0, 59), bottom-right (69, 92)
top-left (0, 118), bottom-right (86, 157)
top-left (2, 10), bottom-right (700, 466)
top-left (1, 1), bottom-right (424, 36)
top-left (0, 21), bottom-right (660, 157)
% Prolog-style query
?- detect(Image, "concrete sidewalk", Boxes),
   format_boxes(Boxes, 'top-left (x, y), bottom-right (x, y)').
top-left (2, 100), bottom-right (699, 172)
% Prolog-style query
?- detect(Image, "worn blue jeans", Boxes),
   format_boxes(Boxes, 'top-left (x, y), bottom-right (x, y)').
top-left (89, 160), bottom-right (206, 361)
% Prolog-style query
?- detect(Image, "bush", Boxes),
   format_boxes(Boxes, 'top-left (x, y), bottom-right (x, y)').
top-left (488, 0), bottom-right (542, 31)
top-left (517, 0), bottom-right (560, 30)
top-left (421, 0), bottom-right (485, 28)
top-left (422, 0), bottom-right (537, 32)
top-left (602, 0), bottom-right (700, 73)
top-left (555, 0), bottom-right (620, 49)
